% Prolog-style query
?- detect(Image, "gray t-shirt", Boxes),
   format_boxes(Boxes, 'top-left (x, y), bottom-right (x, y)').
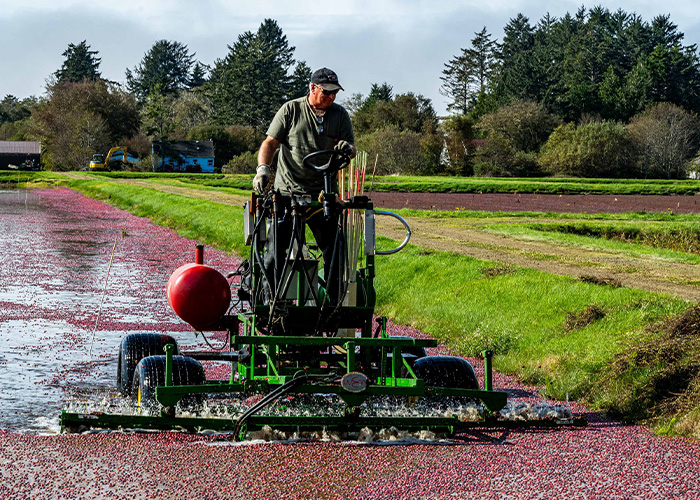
top-left (267, 96), bottom-right (354, 195)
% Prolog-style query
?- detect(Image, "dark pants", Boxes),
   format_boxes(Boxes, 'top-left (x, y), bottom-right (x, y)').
top-left (263, 202), bottom-right (344, 304)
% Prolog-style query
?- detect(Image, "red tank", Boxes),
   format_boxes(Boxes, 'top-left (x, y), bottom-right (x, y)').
top-left (166, 263), bottom-right (231, 331)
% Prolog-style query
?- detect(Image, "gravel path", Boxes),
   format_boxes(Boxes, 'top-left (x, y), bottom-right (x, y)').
top-left (1, 188), bottom-right (699, 499)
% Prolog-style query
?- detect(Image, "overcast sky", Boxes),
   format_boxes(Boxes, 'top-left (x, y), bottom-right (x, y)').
top-left (1, 0), bottom-right (699, 115)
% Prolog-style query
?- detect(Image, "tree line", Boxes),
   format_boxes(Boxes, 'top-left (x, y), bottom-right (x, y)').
top-left (440, 6), bottom-right (700, 179)
top-left (2, 8), bottom-right (700, 178)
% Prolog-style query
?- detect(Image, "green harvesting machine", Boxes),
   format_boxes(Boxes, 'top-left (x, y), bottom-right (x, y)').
top-left (60, 151), bottom-right (584, 438)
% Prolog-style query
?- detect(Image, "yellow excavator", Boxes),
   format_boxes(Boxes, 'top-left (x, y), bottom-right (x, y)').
top-left (89, 146), bottom-right (133, 171)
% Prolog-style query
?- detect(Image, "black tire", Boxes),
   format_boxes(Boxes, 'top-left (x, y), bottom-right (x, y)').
top-left (131, 355), bottom-right (206, 412)
top-left (412, 355), bottom-right (479, 390)
top-left (117, 333), bottom-right (179, 395)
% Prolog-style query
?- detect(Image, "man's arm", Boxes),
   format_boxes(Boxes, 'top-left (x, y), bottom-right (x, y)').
top-left (258, 136), bottom-right (280, 167)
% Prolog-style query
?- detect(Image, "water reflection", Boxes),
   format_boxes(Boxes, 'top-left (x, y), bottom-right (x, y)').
top-left (0, 189), bottom-right (194, 433)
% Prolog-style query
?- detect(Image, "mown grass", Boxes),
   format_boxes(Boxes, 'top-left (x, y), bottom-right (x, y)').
top-left (480, 221), bottom-right (700, 264)
top-left (59, 177), bottom-right (700, 437)
top-left (0, 170), bottom-right (67, 187)
top-left (523, 220), bottom-right (700, 254)
top-left (84, 171), bottom-right (700, 195)
top-left (374, 245), bottom-right (687, 397)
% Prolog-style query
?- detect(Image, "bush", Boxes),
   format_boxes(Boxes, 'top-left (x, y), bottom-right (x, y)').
top-left (473, 162), bottom-right (510, 177)
top-left (627, 102), bottom-right (700, 179)
top-left (441, 114), bottom-right (476, 175)
top-left (222, 151), bottom-right (257, 174)
top-left (539, 121), bottom-right (637, 177)
top-left (477, 101), bottom-right (560, 153)
top-left (474, 135), bottom-right (515, 174)
top-left (355, 126), bottom-right (438, 175)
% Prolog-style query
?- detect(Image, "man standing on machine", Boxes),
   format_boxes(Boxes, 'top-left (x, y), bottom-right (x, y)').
top-left (253, 67), bottom-right (356, 305)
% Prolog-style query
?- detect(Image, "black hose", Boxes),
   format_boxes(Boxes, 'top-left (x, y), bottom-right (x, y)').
top-left (232, 373), bottom-right (334, 440)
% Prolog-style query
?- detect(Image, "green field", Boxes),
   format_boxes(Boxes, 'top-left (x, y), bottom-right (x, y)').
top-left (7, 171), bottom-right (700, 437)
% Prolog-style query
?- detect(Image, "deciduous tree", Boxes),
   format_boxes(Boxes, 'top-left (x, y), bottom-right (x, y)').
top-left (33, 81), bottom-right (139, 170)
top-left (628, 102), bottom-right (700, 179)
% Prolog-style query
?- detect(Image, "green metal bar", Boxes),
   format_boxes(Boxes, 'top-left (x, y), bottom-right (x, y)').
top-left (232, 335), bottom-right (436, 348)
top-left (165, 343), bottom-right (175, 387)
top-left (377, 317), bottom-right (387, 338)
top-left (379, 345), bottom-right (387, 384)
top-left (483, 349), bottom-right (493, 392)
top-left (392, 346), bottom-right (401, 384)
top-left (346, 341), bottom-right (356, 372)
top-left (402, 356), bottom-right (417, 379)
top-left (153, 381), bottom-right (500, 403)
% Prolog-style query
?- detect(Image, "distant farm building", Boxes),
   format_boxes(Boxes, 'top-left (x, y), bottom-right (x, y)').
top-left (152, 141), bottom-right (215, 173)
top-left (0, 141), bottom-right (41, 170)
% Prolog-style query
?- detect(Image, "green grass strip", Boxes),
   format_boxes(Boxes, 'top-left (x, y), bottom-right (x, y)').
top-left (68, 179), bottom-right (247, 255)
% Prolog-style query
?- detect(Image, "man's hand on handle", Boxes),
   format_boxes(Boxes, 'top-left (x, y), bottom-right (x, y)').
top-left (334, 140), bottom-right (355, 158)
top-left (253, 164), bottom-right (270, 194)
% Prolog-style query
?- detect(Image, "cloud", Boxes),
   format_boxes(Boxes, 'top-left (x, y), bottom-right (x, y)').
top-left (2, 0), bottom-right (700, 114)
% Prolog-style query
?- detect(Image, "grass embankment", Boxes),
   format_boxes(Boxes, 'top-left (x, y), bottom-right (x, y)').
top-left (40, 176), bottom-right (700, 437)
top-left (67, 179), bottom-right (247, 255)
top-left (0, 170), bottom-right (67, 187)
top-left (85, 171), bottom-right (700, 195)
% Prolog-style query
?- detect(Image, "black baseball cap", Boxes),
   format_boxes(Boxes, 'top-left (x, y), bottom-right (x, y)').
top-left (311, 67), bottom-right (344, 91)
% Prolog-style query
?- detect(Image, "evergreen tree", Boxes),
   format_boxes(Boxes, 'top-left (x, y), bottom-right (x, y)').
top-left (0, 95), bottom-right (33, 124)
top-left (141, 84), bottom-right (176, 139)
top-left (489, 7), bottom-right (700, 121)
top-left (440, 52), bottom-right (471, 114)
top-left (55, 41), bottom-right (101, 82)
top-left (188, 62), bottom-right (209, 89)
top-left (288, 60), bottom-right (312, 99)
top-left (126, 40), bottom-right (196, 100)
top-left (440, 27), bottom-right (498, 114)
top-left (495, 14), bottom-right (535, 101)
top-left (209, 19), bottom-right (299, 129)
top-left (367, 82), bottom-right (393, 105)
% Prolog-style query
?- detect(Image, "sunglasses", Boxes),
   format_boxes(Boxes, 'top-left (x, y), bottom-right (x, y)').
top-left (316, 84), bottom-right (339, 96)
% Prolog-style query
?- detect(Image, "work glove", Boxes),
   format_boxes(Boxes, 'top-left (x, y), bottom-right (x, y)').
top-left (334, 140), bottom-right (354, 156)
top-left (253, 164), bottom-right (270, 194)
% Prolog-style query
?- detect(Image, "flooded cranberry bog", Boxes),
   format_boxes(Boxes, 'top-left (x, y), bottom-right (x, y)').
top-left (2, 187), bottom-right (700, 499)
